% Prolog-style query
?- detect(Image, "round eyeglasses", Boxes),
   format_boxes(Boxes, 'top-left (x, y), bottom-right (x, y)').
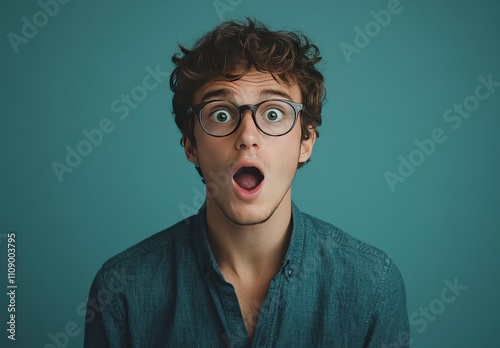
top-left (188, 99), bottom-right (303, 137)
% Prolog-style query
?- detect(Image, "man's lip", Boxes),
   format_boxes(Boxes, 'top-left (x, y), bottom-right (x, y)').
top-left (230, 161), bottom-right (265, 200)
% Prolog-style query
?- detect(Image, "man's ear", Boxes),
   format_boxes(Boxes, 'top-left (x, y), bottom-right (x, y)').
top-left (299, 126), bottom-right (316, 163)
top-left (183, 135), bottom-right (198, 164)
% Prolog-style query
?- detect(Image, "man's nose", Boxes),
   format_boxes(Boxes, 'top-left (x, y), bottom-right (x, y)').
top-left (234, 110), bottom-right (260, 150)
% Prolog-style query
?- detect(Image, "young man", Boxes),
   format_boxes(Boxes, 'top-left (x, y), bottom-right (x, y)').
top-left (84, 19), bottom-right (409, 347)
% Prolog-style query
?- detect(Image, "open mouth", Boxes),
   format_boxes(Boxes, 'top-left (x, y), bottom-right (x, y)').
top-left (233, 166), bottom-right (264, 191)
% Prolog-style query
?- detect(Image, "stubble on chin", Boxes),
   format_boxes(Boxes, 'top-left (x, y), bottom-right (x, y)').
top-left (206, 184), bottom-right (292, 227)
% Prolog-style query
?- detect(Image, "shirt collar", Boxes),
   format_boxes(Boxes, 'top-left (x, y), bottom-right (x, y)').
top-left (192, 201), bottom-right (305, 282)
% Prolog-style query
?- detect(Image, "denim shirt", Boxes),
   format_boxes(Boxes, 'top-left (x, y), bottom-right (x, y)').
top-left (84, 202), bottom-right (409, 348)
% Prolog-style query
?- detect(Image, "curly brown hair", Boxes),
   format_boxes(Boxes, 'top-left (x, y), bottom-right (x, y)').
top-left (170, 18), bottom-right (325, 170)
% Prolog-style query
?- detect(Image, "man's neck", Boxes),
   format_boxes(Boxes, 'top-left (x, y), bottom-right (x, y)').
top-left (205, 196), bottom-right (293, 282)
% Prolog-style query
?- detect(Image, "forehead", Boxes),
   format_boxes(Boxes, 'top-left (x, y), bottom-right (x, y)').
top-left (193, 69), bottom-right (302, 104)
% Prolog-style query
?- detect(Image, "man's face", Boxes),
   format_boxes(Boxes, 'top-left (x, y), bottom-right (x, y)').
top-left (184, 69), bottom-right (315, 226)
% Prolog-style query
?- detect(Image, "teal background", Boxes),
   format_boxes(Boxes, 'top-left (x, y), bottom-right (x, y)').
top-left (1, 0), bottom-right (499, 346)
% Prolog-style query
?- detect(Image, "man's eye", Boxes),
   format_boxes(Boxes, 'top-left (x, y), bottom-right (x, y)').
top-left (210, 110), bottom-right (233, 123)
top-left (263, 109), bottom-right (283, 122)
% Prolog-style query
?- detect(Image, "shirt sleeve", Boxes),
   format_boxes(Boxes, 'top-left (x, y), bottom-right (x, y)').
top-left (363, 258), bottom-right (410, 348)
top-left (83, 268), bottom-right (130, 348)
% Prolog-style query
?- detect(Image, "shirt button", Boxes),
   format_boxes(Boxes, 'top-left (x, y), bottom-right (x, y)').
top-left (288, 269), bottom-right (293, 276)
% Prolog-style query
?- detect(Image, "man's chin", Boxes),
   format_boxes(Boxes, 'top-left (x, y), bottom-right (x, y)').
top-left (207, 197), bottom-right (273, 226)
top-left (206, 183), bottom-right (292, 227)
top-left (227, 213), bottom-right (272, 227)
top-left (222, 204), bottom-right (273, 226)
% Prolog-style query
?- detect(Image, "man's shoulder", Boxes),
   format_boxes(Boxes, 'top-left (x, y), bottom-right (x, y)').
top-left (300, 210), bottom-right (395, 271)
top-left (100, 215), bottom-right (195, 272)
top-left (300, 210), bottom-right (405, 297)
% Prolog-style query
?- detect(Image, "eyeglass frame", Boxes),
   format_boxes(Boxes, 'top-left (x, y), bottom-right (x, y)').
top-left (188, 99), bottom-right (304, 137)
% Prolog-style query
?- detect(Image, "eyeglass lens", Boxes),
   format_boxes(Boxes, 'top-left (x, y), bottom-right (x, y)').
top-left (200, 100), bottom-right (296, 136)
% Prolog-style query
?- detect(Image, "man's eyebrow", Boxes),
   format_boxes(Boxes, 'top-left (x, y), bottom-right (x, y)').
top-left (200, 89), bottom-right (232, 102)
top-left (260, 89), bottom-right (293, 100)
top-left (200, 88), bottom-right (293, 102)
